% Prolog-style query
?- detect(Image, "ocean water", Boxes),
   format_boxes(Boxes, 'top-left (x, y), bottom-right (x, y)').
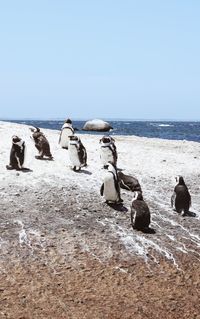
top-left (4, 120), bottom-right (200, 142)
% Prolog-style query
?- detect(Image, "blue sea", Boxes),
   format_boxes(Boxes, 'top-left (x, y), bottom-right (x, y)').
top-left (4, 120), bottom-right (200, 143)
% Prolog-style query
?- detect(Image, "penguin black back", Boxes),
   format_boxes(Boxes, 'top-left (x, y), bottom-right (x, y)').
top-left (172, 176), bottom-right (191, 215)
top-left (118, 171), bottom-right (142, 193)
top-left (131, 192), bottom-right (151, 231)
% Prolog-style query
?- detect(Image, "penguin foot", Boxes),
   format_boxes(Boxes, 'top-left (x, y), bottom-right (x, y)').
top-left (72, 166), bottom-right (81, 171)
top-left (181, 211), bottom-right (186, 217)
top-left (131, 223), bottom-right (136, 229)
top-left (6, 165), bottom-right (23, 171)
top-left (183, 211), bottom-right (196, 218)
top-left (134, 227), bottom-right (156, 234)
top-left (35, 155), bottom-right (43, 159)
top-left (117, 198), bottom-right (124, 204)
top-left (6, 165), bottom-right (15, 170)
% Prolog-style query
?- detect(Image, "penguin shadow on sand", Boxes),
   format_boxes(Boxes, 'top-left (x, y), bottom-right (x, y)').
top-left (172, 208), bottom-right (196, 218)
top-left (183, 211), bottom-right (196, 218)
top-left (70, 165), bottom-right (92, 175)
top-left (106, 201), bottom-right (128, 213)
top-left (19, 167), bottom-right (33, 173)
top-left (6, 166), bottom-right (33, 173)
top-left (171, 176), bottom-right (196, 218)
top-left (132, 225), bottom-right (156, 235)
top-left (76, 169), bottom-right (92, 175)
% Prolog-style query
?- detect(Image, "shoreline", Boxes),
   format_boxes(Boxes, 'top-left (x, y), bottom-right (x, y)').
top-left (0, 121), bottom-right (200, 143)
top-left (1, 119), bottom-right (200, 143)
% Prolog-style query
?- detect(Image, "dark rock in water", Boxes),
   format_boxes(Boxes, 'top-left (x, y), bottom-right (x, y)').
top-left (83, 119), bottom-right (113, 132)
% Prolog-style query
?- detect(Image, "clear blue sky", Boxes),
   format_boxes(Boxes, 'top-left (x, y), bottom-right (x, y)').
top-left (0, 0), bottom-right (200, 120)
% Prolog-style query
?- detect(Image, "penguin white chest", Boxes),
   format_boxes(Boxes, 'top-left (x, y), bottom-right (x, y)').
top-left (103, 173), bottom-right (119, 202)
top-left (69, 145), bottom-right (81, 167)
top-left (100, 147), bottom-right (114, 165)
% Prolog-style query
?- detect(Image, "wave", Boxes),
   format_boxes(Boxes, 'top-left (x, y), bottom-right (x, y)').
top-left (158, 124), bottom-right (174, 127)
top-left (150, 123), bottom-right (174, 127)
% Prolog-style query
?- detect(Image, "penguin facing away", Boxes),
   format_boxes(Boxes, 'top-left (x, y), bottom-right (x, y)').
top-left (6, 136), bottom-right (26, 170)
top-left (100, 136), bottom-right (117, 168)
top-left (30, 127), bottom-right (53, 160)
top-left (171, 176), bottom-right (191, 216)
top-left (118, 171), bottom-right (142, 193)
top-left (100, 162), bottom-right (123, 204)
top-left (59, 118), bottom-right (74, 149)
top-left (131, 191), bottom-right (153, 233)
top-left (68, 135), bottom-right (87, 171)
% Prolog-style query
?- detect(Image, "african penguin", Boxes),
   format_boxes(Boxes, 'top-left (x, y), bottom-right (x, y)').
top-left (171, 176), bottom-right (191, 216)
top-left (100, 162), bottom-right (123, 204)
top-left (30, 127), bottom-right (53, 160)
top-left (59, 118), bottom-right (74, 149)
top-left (100, 136), bottom-right (117, 168)
top-left (118, 171), bottom-right (142, 193)
top-left (68, 135), bottom-right (87, 171)
top-left (130, 191), bottom-right (151, 232)
top-left (6, 136), bottom-right (26, 170)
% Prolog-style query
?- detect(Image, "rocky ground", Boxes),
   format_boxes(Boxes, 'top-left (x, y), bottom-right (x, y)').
top-left (0, 181), bottom-right (200, 319)
top-left (0, 121), bottom-right (200, 318)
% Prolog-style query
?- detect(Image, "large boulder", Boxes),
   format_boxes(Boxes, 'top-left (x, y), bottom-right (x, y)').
top-left (83, 119), bottom-right (113, 132)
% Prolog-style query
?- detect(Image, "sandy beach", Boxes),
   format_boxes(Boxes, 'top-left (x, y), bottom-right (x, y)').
top-left (0, 120), bottom-right (200, 318)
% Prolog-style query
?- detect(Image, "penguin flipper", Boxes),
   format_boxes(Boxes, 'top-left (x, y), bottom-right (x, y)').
top-left (114, 178), bottom-right (121, 195)
top-left (171, 191), bottom-right (176, 208)
top-left (100, 184), bottom-right (104, 196)
top-left (58, 132), bottom-right (62, 144)
top-left (189, 193), bottom-right (192, 208)
top-left (120, 180), bottom-right (131, 191)
top-left (130, 208), bottom-right (136, 227)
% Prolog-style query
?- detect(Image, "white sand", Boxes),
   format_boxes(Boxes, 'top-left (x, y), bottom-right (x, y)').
top-left (1, 120), bottom-right (200, 189)
top-left (0, 120), bottom-right (200, 267)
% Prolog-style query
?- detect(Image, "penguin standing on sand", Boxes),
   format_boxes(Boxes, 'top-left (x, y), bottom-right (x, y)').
top-left (131, 191), bottom-right (152, 232)
top-left (171, 176), bottom-right (191, 216)
top-left (59, 118), bottom-right (74, 149)
top-left (100, 162), bottom-right (123, 204)
top-left (6, 136), bottom-right (26, 170)
top-left (100, 136), bottom-right (117, 168)
top-left (30, 127), bottom-right (53, 160)
top-left (68, 135), bottom-right (87, 171)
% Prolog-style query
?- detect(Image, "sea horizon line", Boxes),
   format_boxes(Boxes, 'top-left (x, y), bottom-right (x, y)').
top-left (1, 118), bottom-right (200, 122)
